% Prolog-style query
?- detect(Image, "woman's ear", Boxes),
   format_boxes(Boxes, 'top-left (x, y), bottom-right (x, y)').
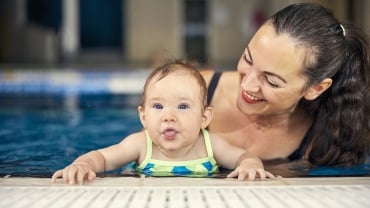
top-left (201, 107), bottom-right (214, 129)
top-left (304, 78), bottom-right (332, 100)
top-left (138, 106), bottom-right (146, 128)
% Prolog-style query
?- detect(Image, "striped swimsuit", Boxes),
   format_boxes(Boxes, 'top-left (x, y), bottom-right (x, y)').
top-left (136, 129), bottom-right (219, 177)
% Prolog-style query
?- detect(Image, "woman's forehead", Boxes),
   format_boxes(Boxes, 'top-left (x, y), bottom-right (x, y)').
top-left (249, 24), bottom-right (305, 77)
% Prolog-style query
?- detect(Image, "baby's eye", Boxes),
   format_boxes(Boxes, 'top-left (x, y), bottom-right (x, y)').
top-left (153, 103), bottom-right (163, 109)
top-left (178, 103), bottom-right (189, 110)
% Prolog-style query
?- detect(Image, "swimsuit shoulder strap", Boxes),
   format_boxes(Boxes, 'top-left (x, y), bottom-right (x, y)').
top-left (140, 130), bottom-right (153, 165)
top-left (202, 129), bottom-right (214, 158)
top-left (288, 125), bottom-right (311, 161)
top-left (207, 71), bottom-right (222, 106)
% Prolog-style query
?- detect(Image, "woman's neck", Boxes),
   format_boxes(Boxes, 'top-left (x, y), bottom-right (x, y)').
top-left (245, 107), bottom-right (307, 130)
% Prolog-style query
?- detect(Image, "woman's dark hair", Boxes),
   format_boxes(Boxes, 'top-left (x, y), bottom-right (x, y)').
top-left (270, 3), bottom-right (370, 166)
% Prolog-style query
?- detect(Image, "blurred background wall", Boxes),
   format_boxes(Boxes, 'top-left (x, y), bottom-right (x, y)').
top-left (0, 0), bottom-right (369, 70)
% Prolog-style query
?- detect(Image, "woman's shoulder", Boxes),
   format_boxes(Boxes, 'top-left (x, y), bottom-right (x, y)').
top-left (220, 71), bottom-right (239, 86)
top-left (200, 70), bottom-right (215, 85)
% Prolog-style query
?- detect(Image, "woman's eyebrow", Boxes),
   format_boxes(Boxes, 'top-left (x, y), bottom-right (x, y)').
top-left (247, 46), bottom-right (287, 84)
top-left (246, 46), bottom-right (253, 64)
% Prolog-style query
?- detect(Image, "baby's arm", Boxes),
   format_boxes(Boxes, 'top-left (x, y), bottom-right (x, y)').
top-left (210, 133), bottom-right (275, 181)
top-left (51, 132), bottom-right (145, 184)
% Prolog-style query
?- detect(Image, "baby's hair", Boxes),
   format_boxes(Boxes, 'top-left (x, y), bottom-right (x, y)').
top-left (141, 59), bottom-right (208, 108)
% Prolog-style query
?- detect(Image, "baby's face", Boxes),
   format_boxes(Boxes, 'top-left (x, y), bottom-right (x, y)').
top-left (139, 71), bottom-right (205, 152)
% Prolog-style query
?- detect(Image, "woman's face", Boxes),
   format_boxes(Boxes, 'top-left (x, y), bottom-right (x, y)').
top-left (236, 23), bottom-right (308, 116)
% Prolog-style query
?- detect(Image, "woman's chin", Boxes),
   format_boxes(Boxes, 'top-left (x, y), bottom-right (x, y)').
top-left (236, 97), bottom-right (264, 116)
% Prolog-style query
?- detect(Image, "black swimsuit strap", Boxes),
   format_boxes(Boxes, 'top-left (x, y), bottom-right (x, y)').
top-left (288, 125), bottom-right (311, 161)
top-left (207, 72), bottom-right (222, 106)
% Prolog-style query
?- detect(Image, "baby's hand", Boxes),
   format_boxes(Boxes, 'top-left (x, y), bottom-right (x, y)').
top-left (227, 158), bottom-right (275, 181)
top-left (226, 167), bottom-right (275, 181)
top-left (51, 162), bottom-right (96, 185)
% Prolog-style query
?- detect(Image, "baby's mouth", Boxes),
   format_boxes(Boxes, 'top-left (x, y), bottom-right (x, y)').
top-left (162, 128), bottom-right (177, 139)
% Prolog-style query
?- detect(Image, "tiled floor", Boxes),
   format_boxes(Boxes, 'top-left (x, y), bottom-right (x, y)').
top-left (1, 176), bottom-right (369, 208)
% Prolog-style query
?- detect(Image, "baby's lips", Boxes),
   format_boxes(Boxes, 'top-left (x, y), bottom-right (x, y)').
top-left (162, 128), bottom-right (177, 140)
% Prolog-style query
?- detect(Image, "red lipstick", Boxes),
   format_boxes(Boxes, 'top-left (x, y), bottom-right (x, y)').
top-left (241, 91), bottom-right (262, 104)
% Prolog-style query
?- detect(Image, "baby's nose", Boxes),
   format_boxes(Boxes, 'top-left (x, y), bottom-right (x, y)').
top-left (162, 114), bottom-right (176, 122)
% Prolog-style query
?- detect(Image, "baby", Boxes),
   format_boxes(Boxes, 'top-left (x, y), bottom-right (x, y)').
top-left (51, 59), bottom-right (275, 184)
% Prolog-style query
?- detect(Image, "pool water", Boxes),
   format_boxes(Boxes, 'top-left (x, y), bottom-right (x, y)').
top-left (0, 97), bottom-right (142, 177)
top-left (0, 95), bottom-right (369, 178)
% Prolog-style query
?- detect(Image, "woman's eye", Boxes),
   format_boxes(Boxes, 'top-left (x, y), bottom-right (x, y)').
top-left (266, 77), bottom-right (279, 88)
top-left (243, 54), bottom-right (252, 65)
top-left (178, 104), bottom-right (189, 110)
top-left (153, 104), bottom-right (163, 109)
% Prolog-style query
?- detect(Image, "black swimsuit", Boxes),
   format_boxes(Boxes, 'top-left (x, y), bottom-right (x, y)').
top-left (207, 72), bottom-right (308, 161)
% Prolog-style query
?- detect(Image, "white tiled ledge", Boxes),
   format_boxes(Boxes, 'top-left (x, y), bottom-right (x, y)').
top-left (1, 176), bottom-right (370, 187)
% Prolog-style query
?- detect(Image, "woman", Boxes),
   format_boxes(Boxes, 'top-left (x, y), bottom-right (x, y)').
top-left (202, 3), bottom-right (369, 166)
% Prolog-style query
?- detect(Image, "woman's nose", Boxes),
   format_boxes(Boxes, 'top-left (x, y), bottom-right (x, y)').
top-left (241, 70), bottom-right (260, 92)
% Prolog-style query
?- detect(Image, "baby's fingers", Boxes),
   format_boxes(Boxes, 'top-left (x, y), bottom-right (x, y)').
top-left (51, 170), bottom-right (63, 182)
top-left (76, 169), bottom-right (96, 185)
top-left (226, 169), bottom-right (239, 178)
top-left (264, 171), bottom-right (276, 179)
top-left (76, 169), bottom-right (89, 185)
top-left (228, 169), bottom-right (256, 181)
top-left (255, 169), bottom-right (276, 180)
top-left (246, 169), bottom-right (257, 181)
top-left (87, 170), bottom-right (96, 181)
top-left (66, 165), bottom-right (79, 184)
top-left (256, 169), bottom-right (266, 180)
top-left (227, 169), bottom-right (276, 181)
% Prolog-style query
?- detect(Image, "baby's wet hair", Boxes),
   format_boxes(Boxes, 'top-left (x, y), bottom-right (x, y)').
top-left (141, 59), bottom-right (208, 108)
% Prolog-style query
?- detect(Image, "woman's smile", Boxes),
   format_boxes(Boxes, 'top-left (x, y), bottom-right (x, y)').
top-left (241, 90), bottom-right (265, 104)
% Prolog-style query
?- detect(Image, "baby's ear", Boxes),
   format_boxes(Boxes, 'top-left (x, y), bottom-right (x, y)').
top-left (304, 78), bottom-right (332, 100)
top-left (138, 106), bottom-right (146, 128)
top-left (201, 107), bottom-right (213, 129)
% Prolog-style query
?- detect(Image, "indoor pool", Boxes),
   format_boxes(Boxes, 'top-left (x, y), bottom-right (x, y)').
top-left (1, 95), bottom-right (369, 178)
top-left (0, 96), bottom-right (142, 177)
top-left (0, 70), bottom-right (369, 178)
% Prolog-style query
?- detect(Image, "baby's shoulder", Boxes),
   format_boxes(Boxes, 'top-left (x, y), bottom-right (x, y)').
top-left (120, 131), bottom-right (147, 145)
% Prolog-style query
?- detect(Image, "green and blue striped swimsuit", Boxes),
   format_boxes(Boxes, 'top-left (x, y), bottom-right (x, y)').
top-left (136, 129), bottom-right (219, 177)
